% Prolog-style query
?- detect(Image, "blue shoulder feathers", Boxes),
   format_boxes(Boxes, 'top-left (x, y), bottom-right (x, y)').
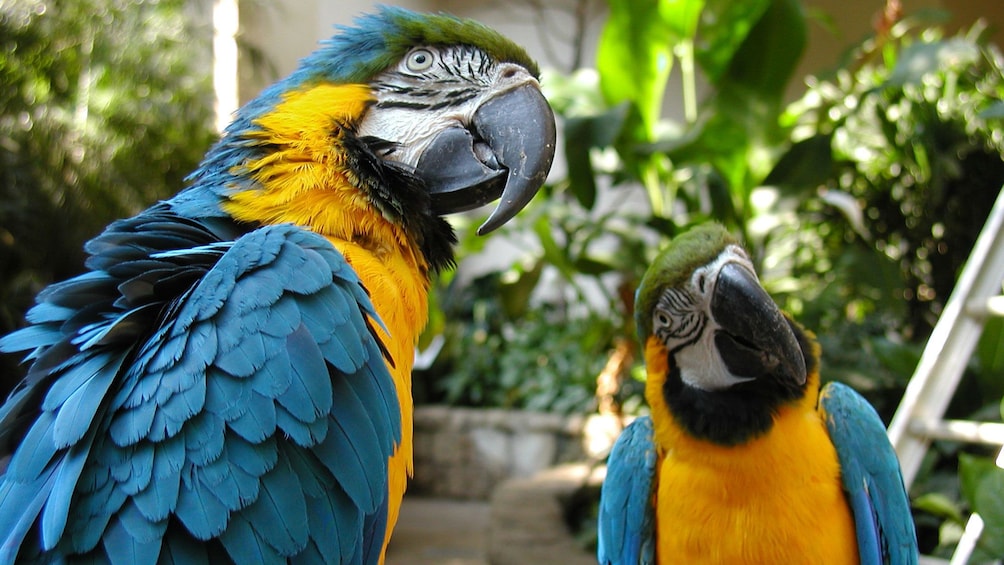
top-left (821, 381), bottom-right (918, 565)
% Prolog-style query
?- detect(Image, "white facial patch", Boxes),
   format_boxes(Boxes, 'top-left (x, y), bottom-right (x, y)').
top-left (654, 244), bottom-right (758, 391)
top-left (675, 316), bottom-right (755, 391)
top-left (355, 45), bottom-right (538, 169)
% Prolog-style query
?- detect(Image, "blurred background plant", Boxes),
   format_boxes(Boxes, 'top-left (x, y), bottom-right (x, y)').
top-left (0, 0), bottom-right (217, 386)
top-left (414, 0), bottom-right (1004, 558)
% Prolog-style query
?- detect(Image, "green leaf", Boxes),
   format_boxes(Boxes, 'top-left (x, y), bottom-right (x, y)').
top-left (533, 215), bottom-right (577, 282)
top-left (662, 0), bottom-right (705, 40)
top-left (597, 0), bottom-right (676, 140)
top-left (976, 315), bottom-right (1004, 387)
top-left (912, 492), bottom-right (965, 523)
top-left (563, 103), bottom-right (629, 209)
top-left (498, 259), bottom-right (544, 320)
top-left (572, 256), bottom-right (617, 276)
top-left (959, 454), bottom-right (1004, 557)
top-left (763, 134), bottom-right (835, 191)
top-left (721, 0), bottom-right (807, 101)
top-left (695, 0), bottom-right (772, 82)
top-left (959, 453), bottom-right (998, 509)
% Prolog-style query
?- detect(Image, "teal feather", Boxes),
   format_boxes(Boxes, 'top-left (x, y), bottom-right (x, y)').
top-left (182, 411), bottom-right (224, 466)
top-left (131, 463), bottom-right (181, 522)
top-left (51, 359), bottom-right (119, 448)
top-left (108, 398), bottom-right (157, 447)
top-left (227, 391), bottom-right (277, 443)
top-left (0, 467), bottom-right (58, 564)
top-left (276, 404), bottom-right (330, 447)
top-left (41, 353), bottom-right (116, 410)
top-left (158, 529), bottom-right (209, 565)
top-left (315, 373), bottom-right (386, 513)
top-left (278, 326), bottom-right (333, 422)
top-left (116, 442), bottom-right (154, 495)
top-left (243, 459), bottom-right (309, 555)
top-left (249, 348), bottom-right (293, 396)
top-left (102, 514), bottom-right (162, 565)
top-left (219, 513), bottom-right (285, 565)
top-left (174, 473), bottom-right (229, 540)
top-left (116, 502), bottom-right (167, 544)
top-left (6, 410), bottom-right (56, 481)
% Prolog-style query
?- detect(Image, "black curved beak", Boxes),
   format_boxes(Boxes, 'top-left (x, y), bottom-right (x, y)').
top-left (415, 82), bottom-right (556, 235)
top-left (710, 262), bottom-right (807, 386)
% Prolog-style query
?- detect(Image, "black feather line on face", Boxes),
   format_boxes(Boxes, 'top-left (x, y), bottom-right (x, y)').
top-left (662, 318), bottom-right (812, 446)
top-left (342, 132), bottom-right (457, 275)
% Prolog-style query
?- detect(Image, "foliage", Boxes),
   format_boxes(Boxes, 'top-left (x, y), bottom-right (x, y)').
top-left (424, 0), bottom-right (1004, 558)
top-left (0, 0), bottom-right (216, 390)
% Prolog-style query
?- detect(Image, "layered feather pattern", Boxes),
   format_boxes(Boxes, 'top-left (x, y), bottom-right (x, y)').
top-left (820, 381), bottom-right (918, 565)
top-left (0, 206), bottom-right (400, 564)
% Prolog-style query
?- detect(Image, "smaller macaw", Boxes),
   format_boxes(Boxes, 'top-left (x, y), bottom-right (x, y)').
top-left (598, 223), bottom-right (918, 565)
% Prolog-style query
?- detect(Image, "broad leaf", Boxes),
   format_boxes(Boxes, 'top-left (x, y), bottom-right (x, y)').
top-left (695, 0), bottom-right (772, 83)
top-left (597, 0), bottom-right (676, 140)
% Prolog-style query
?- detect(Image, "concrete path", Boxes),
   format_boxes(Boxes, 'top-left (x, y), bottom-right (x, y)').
top-left (385, 497), bottom-right (491, 565)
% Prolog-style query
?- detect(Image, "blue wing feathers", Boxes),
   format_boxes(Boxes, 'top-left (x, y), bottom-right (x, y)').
top-left (820, 381), bottom-right (918, 565)
top-left (0, 210), bottom-right (402, 563)
top-left (598, 415), bottom-right (658, 565)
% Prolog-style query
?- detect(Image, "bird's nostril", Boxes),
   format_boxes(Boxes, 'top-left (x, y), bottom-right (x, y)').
top-left (502, 68), bottom-right (517, 79)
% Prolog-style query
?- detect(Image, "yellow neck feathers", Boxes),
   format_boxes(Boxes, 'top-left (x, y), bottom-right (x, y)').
top-left (221, 83), bottom-right (426, 272)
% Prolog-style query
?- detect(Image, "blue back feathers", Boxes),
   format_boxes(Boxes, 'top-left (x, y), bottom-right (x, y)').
top-left (0, 204), bottom-right (401, 563)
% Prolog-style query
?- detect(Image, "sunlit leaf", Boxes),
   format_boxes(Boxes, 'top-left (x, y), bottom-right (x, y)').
top-left (912, 492), bottom-right (964, 524)
top-left (662, 0), bottom-right (705, 40)
top-left (597, 0), bottom-right (676, 140)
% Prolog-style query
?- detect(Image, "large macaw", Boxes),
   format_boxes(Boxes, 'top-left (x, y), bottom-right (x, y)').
top-left (597, 223), bottom-right (918, 565)
top-left (0, 7), bottom-right (554, 564)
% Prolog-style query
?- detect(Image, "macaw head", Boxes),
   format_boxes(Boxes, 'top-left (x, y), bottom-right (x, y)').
top-left (184, 7), bottom-right (555, 269)
top-left (636, 223), bottom-right (814, 446)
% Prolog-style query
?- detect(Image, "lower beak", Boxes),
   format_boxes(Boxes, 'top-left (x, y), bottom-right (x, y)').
top-left (415, 83), bottom-right (556, 235)
top-left (710, 262), bottom-right (807, 386)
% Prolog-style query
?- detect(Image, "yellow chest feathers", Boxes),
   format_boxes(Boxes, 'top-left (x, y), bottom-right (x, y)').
top-left (643, 339), bottom-right (860, 564)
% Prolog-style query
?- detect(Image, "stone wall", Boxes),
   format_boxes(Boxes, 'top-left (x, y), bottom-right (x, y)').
top-left (410, 406), bottom-right (621, 500)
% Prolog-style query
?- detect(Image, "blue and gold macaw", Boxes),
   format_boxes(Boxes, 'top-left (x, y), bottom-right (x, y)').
top-left (0, 7), bottom-right (554, 564)
top-left (597, 223), bottom-right (918, 565)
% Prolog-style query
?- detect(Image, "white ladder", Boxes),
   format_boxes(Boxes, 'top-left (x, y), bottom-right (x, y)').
top-left (887, 186), bottom-right (1004, 565)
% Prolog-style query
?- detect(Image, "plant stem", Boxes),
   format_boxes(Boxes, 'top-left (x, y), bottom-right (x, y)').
top-left (679, 38), bottom-right (698, 124)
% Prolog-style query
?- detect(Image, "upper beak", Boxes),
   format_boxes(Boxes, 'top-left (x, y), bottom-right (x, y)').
top-left (414, 82), bottom-right (556, 235)
top-left (710, 262), bottom-right (807, 386)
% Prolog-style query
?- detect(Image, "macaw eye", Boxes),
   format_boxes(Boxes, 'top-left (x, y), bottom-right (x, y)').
top-left (655, 310), bottom-right (671, 328)
top-left (405, 48), bottom-right (435, 72)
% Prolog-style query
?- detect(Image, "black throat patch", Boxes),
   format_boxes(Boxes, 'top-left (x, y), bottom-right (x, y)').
top-left (344, 132), bottom-right (458, 274)
top-left (662, 319), bottom-right (813, 446)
